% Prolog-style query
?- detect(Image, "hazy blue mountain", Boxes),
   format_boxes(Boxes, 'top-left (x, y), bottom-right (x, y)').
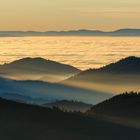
top-left (44, 100), bottom-right (92, 112)
top-left (113, 29), bottom-right (140, 36)
top-left (0, 93), bottom-right (49, 105)
top-left (0, 77), bottom-right (110, 105)
top-left (0, 93), bottom-right (33, 103)
top-left (46, 29), bottom-right (140, 36)
top-left (0, 57), bottom-right (81, 82)
top-left (63, 56), bottom-right (140, 94)
top-left (87, 92), bottom-right (140, 128)
top-left (0, 29), bottom-right (140, 36)
top-left (0, 97), bottom-right (139, 140)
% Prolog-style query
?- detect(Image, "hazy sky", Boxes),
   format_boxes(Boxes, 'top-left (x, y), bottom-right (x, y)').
top-left (0, 0), bottom-right (140, 31)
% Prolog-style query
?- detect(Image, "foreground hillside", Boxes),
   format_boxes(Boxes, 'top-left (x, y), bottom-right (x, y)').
top-left (88, 92), bottom-right (140, 128)
top-left (0, 97), bottom-right (140, 140)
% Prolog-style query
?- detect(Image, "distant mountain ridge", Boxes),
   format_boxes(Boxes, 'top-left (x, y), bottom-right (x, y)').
top-left (0, 57), bottom-right (81, 82)
top-left (0, 29), bottom-right (140, 36)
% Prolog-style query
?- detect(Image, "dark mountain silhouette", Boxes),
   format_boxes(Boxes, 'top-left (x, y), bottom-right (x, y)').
top-left (0, 57), bottom-right (81, 82)
top-left (64, 56), bottom-right (140, 93)
top-left (44, 100), bottom-right (92, 112)
top-left (84, 56), bottom-right (140, 74)
top-left (87, 92), bottom-right (140, 128)
top-left (66, 56), bottom-right (140, 78)
top-left (0, 97), bottom-right (139, 140)
top-left (0, 29), bottom-right (140, 36)
top-left (0, 77), bottom-right (110, 105)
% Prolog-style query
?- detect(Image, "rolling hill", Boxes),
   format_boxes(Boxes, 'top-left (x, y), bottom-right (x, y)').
top-left (63, 56), bottom-right (140, 93)
top-left (0, 57), bottom-right (81, 82)
top-left (84, 56), bottom-right (140, 74)
top-left (0, 77), bottom-right (110, 105)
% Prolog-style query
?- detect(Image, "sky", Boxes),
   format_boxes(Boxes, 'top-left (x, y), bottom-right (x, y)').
top-left (0, 0), bottom-right (140, 31)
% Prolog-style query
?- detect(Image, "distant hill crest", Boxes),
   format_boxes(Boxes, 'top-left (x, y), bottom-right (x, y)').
top-left (82, 56), bottom-right (140, 74)
top-left (0, 57), bottom-right (81, 82)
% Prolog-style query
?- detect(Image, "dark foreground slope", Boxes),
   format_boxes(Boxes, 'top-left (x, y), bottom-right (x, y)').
top-left (88, 92), bottom-right (140, 128)
top-left (0, 98), bottom-right (140, 140)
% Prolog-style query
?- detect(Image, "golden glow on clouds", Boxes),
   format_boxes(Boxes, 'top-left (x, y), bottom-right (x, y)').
top-left (0, 0), bottom-right (140, 31)
top-left (0, 36), bottom-right (140, 70)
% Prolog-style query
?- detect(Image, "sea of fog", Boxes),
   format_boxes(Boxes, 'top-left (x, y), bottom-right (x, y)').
top-left (0, 36), bottom-right (140, 70)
